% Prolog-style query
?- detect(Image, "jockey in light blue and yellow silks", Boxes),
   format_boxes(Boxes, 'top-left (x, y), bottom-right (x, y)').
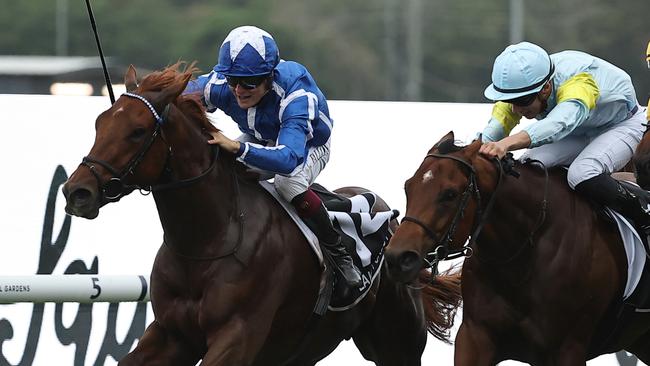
top-left (479, 42), bottom-right (650, 243)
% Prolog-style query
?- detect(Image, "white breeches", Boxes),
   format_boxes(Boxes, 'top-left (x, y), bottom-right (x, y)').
top-left (520, 107), bottom-right (646, 189)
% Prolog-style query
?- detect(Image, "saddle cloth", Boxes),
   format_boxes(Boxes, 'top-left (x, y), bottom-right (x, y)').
top-left (605, 207), bottom-right (650, 306)
top-left (258, 181), bottom-right (398, 311)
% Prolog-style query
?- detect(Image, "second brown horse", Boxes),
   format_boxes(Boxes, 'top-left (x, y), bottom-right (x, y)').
top-left (387, 131), bottom-right (650, 365)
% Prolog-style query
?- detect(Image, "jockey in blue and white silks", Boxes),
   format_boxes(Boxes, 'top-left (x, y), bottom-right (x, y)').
top-left (185, 60), bottom-right (332, 176)
top-left (478, 41), bottom-right (650, 243)
top-left (184, 25), bottom-right (362, 288)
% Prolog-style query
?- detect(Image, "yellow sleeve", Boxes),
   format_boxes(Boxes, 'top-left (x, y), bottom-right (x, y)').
top-left (556, 72), bottom-right (600, 110)
top-left (491, 101), bottom-right (522, 136)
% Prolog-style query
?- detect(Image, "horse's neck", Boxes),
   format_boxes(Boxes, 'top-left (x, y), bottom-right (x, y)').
top-left (154, 125), bottom-right (246, 255)
top-left (475, 167), bottom-right (562, 265)
top-left (153, 156), bottom-right (235, 224)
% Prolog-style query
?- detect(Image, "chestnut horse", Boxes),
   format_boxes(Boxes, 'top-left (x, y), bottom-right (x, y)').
top-left (62, 63), bottom-right (462, 365)
top-left (386, 131), bottom-right (650, 365)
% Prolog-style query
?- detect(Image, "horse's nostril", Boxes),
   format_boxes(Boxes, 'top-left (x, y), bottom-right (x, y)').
top-left (399, 251), bottom-right (422, 273)
top-left (70, 188), bottom-right (93, 206)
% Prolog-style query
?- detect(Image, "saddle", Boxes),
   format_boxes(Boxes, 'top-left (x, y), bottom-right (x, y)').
top-left (258, 181), bottom-right (398, 313)
top-left (584, 174), bottom-right (650, 352)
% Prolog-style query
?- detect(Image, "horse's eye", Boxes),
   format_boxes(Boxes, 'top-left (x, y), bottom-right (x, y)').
top-left (439, 189), bottom-right (457, 202)
top-left (130, 128), bottom-right (147, 140)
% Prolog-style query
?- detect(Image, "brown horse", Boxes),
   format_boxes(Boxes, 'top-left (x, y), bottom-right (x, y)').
top-left (385, 131), bottom-right (650, 365)
top-left (61, 63), bottom-right (462, 365)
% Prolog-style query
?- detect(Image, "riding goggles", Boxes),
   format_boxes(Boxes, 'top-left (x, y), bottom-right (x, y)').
top-left (225, 74), bottom-right (270, 90)
top-left (505, 92), bottom-right (538, 107)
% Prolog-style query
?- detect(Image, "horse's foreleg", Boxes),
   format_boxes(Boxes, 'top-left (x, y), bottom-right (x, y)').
top-left (352, 285), bottom-right (427, 366)
top-left (200, 314), bottom-right (274, 366)
top-left (454, 321), bottom-right (496, 366)
top-left (118, 320), bottom-right (201, 366)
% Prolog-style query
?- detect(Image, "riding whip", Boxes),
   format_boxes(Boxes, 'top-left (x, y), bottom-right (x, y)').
top-left (83, 0), bottom-right (115, 104)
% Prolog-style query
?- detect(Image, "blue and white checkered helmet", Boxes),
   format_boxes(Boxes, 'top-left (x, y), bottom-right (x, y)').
top-left (214, 26), bottom-right (280, 77)
top-left (484, 42), bottom-right (554, 101)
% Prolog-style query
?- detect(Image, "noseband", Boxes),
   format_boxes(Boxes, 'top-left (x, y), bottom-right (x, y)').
top-left (81, 92), bottom-right (218, 202)
top-left (401, 153), bottom-right (504, 274)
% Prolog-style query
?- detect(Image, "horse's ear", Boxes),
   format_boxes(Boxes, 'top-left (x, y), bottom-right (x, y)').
top-left (465, 139), bottom-right (482, 157)
top-left (430, 131), bottom-right (455, 152)
top-left (125, 65), bottom-right (138, 92)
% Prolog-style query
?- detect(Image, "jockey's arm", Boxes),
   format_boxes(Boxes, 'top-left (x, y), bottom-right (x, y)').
top-left (481, 102), bottom-right (523, 143)
top-left (479, 130), bottom-right (531, 159)
top-left (233, 91), bottom-right (319, 175)
top-left (234, 118), bottom-right (308, 175)
top-left (183, 72), bottom-right (212, 99)
top-left (524, 73), bottom-right (597, 147)
top-left (522, 100), bottom-right (589, 147)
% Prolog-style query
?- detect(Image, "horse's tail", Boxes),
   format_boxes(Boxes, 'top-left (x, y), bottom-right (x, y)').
top-left (419, 267), bottom-right (462, 343)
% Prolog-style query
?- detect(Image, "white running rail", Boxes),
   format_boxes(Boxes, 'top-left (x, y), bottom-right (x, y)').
top-left (0, 275), bottom-right (150, 303)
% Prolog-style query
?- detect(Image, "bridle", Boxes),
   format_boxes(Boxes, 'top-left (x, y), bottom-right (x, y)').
top-left (401, 152), bottom-right (549, 278)
top-left (80, 92), bottom-right (219, 203)
top-left (401, 152), bottom-right (504, 275)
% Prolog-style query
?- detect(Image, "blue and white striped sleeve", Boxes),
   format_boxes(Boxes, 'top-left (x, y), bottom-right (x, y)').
top-left (183, 72), bottom-right (228, 113)
top-left (236, 90), bottom-right (316, 175)
top-left (183, 73), bottom-right (211, 97)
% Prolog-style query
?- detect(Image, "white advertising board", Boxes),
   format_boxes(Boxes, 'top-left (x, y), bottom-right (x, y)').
top-left (0, 94), bottom-right (643, 365)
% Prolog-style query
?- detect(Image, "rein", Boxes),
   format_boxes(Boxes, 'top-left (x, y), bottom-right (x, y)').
top-left (81, 92), bottom-right (220, 203)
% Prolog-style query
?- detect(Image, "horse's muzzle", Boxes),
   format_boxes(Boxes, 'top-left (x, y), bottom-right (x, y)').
top-left (62, 181), bottom-right (100, 219)
top-left (385, 249), bottom-right (422, 284)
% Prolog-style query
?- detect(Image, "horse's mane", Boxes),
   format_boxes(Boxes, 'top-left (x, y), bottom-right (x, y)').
top-left (139, 61), bottom-right (216, 133)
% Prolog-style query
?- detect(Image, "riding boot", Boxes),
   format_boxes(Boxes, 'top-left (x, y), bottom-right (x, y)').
top-left (575, 173), bottom-right (650, 241)
top-left (292, 191), bottom-right (363, 288)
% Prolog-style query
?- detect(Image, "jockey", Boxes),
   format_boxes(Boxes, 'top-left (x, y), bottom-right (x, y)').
top-left (478, 41), bottom-right (650, 241)
top-left (184, 26), bottom-right (362, 287)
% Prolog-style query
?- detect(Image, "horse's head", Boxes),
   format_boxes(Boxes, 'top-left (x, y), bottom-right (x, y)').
top-left (633, 130), bottom-right (650, 190)
top-left (385, 131), bottom-right (498, 283)
top-left (63, 62), bottom-right (214, 219)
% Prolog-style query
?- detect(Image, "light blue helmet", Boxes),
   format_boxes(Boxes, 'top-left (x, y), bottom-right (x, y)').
top-left (214, 26), bottom-right (280, 77)
top-left (484, 42), bottom-right (554, 101)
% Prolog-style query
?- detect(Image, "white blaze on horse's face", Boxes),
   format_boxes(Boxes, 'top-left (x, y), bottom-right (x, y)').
top-left (422, 170), bottom-right (434, 184)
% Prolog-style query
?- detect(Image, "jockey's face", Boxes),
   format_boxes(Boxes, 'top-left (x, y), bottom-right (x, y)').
top-left (229, 77), bottom-right (271, 109)
top-left (511, 95), bottom-right (544, 119)
top-left (510, 81), bottom-right (552, 119)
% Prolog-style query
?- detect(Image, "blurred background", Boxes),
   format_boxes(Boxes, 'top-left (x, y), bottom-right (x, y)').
top-left (0, 0), bottom-right (648, 102)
